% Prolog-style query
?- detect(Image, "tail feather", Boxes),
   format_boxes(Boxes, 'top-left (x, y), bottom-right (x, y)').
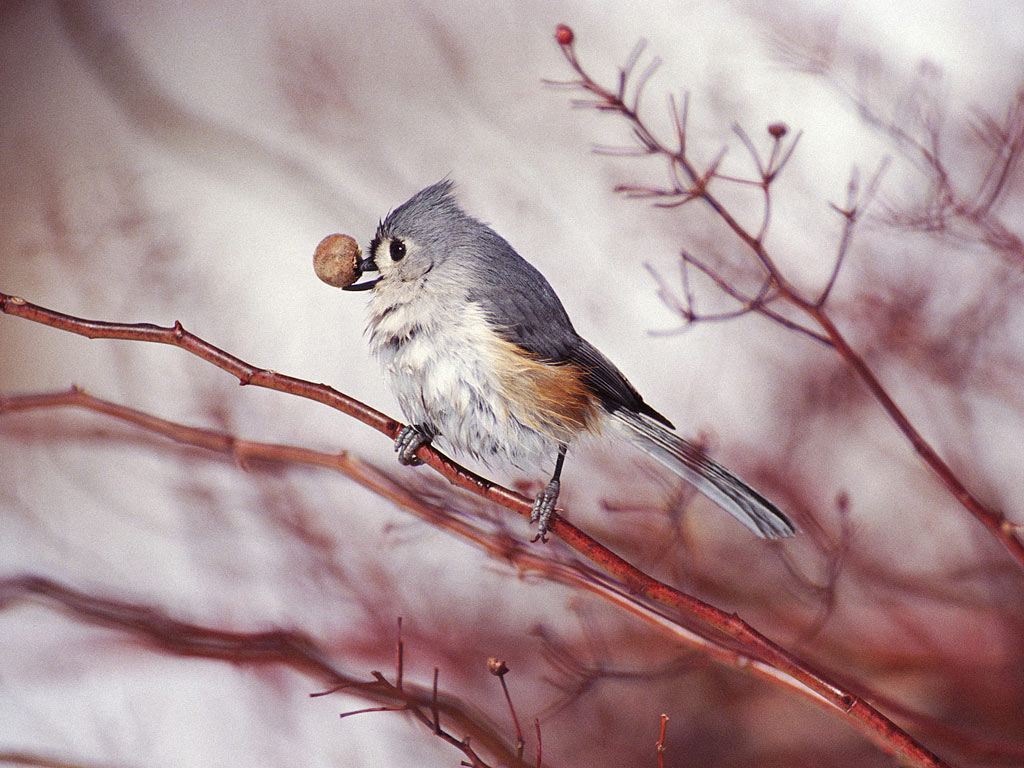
top-left (611, 409), bottom-right (796, 539)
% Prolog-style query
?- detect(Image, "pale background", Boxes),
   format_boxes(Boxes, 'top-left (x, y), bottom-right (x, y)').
top-left (2, 1), bottom-right (1022, 766)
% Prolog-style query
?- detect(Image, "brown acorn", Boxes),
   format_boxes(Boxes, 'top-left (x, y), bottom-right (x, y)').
top-left (313, 234), bottom-right (362, 288)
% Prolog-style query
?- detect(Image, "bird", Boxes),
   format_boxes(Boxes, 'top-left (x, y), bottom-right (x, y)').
top-left (343, 180), bottom-right (796, 541)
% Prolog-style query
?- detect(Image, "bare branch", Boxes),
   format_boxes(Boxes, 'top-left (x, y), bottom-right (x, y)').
top-left (0, 376), bottom-right (954, 768)
top-left (816, 157), bottom-right (891, 308)
top-left (550, 26), bottom-right (1024, 576)
top-left (0, 575), bottom-right (526, 766)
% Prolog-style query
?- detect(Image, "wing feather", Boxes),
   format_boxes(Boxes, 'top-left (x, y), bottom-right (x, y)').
top-left (464, 236), bottom-right (671, 428)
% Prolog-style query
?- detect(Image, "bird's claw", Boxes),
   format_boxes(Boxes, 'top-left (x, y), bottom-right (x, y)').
top-left (530, 478), bottom-right (560, 542)
top-left (395, 425), bottom-right (430, 466)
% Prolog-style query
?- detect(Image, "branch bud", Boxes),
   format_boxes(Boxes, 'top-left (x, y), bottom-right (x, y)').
top-left (487, 657), bottom-right (509, 676)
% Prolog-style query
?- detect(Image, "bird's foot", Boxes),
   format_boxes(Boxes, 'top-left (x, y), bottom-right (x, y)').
top-left (394, 425), bottom-right (431, 466)
top-left (530, 478), bottom-right (560, 542)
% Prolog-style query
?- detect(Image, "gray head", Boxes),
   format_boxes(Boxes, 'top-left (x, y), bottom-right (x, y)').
top-left (365, 181), bottom-right (466, 281)
top-left (350, 180), bottom-right (578, 340)
top-left (347, 180), bottom-right (524, 294)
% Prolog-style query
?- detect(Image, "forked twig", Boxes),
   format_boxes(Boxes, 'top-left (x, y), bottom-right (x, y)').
top-left (550, 24), bottom-right (1024, 575)
top-left (1, 575), bottom-right (527, 767)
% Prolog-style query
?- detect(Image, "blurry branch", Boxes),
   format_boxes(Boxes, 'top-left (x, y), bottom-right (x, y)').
top-left (769, 21), bottom-right (1024, 265)
top-left (0, 575), bottom-right (532, 768)
top-left (315, 636), bottom-right (541, 768)
top-left (534, 628), bottom-right (700, 720)
top-left (549, 24), bottom-right (1024, 571)
top-left (844, 67), bottom-right (1023, 264)
top-left (0, 751), bottom-right (123, 768)
top-left (486, 658), bottom-right (530, 763)
top-left (0, 348), bottom-right (946, 768)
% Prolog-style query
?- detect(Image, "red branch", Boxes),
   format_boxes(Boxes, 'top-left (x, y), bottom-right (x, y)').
top-left (551, 25), bottom-right (1024, 572)
top-left (0, 292), bottom-right (951, 768)
top-left (0, 575), bottom-right (531, 768)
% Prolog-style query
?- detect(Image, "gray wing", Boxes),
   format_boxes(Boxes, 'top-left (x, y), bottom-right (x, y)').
top-left (466, 233), bottom-right (673, 428)
top-left (464, 230), bottom-right (577, 359)
top-left (570, 339), bottom-right (674, 428)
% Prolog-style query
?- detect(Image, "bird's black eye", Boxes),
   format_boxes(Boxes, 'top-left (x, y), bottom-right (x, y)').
top-left (389, 239), bottom-right (407, 262)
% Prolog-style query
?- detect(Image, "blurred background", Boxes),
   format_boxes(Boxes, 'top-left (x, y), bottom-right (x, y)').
top-left (2, 1), bottom-right (1022, 766)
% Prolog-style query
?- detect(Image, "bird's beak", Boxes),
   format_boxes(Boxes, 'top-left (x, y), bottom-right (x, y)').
top-left (342, 254), bottom-right (381, 291)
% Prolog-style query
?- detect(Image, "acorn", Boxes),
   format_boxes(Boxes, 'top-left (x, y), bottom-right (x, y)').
top-left (313, 234), bottom-right (362, 288)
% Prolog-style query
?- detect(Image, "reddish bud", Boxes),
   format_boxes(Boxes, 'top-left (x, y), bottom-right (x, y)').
top-left (487, 657), bottom-right (509, 676)
top-left (767, 122), bottom-right (788, 139)
top-left (555, 24), bottom-right (574, 46)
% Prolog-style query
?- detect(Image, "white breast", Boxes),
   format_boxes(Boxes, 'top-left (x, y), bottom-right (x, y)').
top-left (366, 288), bottom-right (560, 472)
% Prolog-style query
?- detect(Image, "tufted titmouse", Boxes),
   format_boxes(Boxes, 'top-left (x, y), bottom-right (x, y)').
top-left (344, 181), bottom-right (795, 541)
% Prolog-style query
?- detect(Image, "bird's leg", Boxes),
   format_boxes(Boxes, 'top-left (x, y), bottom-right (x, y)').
top-left (531, 444), bottom-right (568, 542)
top-left (394, 423), bottom-right (435, 466)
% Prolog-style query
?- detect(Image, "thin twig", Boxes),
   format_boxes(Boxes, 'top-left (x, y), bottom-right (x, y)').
top-left (489, 659), bottom-right (525, 759)
top-left (0, 575), bottom-right (525, 766)
top-left (551, 26), bottom-right (1024, 577)
top-left (396, 617), bottom-right (404, 691)
top-left (656, 713), bottom-right (669, 768)
top-left (816, 157), bottom-right (891, 308)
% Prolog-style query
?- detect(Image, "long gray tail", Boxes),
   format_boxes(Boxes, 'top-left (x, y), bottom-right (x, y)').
top-left (610, 409), bottom-right (796, 539)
